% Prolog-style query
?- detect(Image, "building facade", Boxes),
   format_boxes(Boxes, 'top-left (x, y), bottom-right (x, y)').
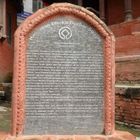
top-left (0, 0), bottom-right (23, 82)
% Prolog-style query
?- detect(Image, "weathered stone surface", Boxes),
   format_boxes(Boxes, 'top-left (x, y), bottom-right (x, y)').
top-left (24, 16), bottom-right (104, 135)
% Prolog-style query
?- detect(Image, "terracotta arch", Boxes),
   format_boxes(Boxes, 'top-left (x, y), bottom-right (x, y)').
top-left (12, 3), bottom-right (115, 136)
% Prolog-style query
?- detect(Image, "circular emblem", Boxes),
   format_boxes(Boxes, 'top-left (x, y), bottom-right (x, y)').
top-left (59, 27), bottom-right (72, 40)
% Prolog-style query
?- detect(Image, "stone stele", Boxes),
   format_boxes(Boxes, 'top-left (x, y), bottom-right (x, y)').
top-left (0, 3), bottom-right (136, 140)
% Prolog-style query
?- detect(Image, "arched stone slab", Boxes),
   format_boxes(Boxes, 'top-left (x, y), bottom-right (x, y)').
top-left (12, 3), bottom-right (115, 136)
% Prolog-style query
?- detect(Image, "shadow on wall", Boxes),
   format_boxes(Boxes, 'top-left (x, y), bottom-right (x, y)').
top-left (124, 88), bottom-right (140, 99)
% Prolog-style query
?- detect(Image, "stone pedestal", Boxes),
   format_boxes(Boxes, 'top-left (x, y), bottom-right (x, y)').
top-left (0, 132), bottom-right (10, 140)
top-left (0, 131), bottom-right (136, 140)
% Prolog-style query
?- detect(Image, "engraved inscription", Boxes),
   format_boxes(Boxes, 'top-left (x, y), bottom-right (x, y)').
top-left (24, 16), bottom-right (104, 135)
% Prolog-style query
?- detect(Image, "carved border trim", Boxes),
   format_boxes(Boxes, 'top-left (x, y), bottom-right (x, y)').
top-left (12, 3), bottom-right (115, 136)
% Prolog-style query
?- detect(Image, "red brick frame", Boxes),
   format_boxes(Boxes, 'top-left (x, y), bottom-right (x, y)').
top-left (12, 3), bottom-right (115, 136)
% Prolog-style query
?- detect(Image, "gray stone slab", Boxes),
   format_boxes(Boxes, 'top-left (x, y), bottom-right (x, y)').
top-left (24, 16), bottom-right (104, 135)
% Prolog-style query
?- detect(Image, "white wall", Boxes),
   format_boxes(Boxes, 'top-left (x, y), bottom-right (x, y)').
top-left (23, 0), bottom-right (33, 13)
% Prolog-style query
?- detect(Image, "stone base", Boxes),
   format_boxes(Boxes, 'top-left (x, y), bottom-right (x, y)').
top-left (0, 132), bottom-right (10, 140)
top-left (0, 131), bottom-right (136, 140)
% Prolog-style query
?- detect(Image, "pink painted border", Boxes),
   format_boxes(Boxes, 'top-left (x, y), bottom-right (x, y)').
top-left (12, 3), bottom-right (115, 136)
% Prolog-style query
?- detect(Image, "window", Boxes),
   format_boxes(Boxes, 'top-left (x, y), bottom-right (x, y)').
top-left (33, 0), bottom-right (43, 12)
